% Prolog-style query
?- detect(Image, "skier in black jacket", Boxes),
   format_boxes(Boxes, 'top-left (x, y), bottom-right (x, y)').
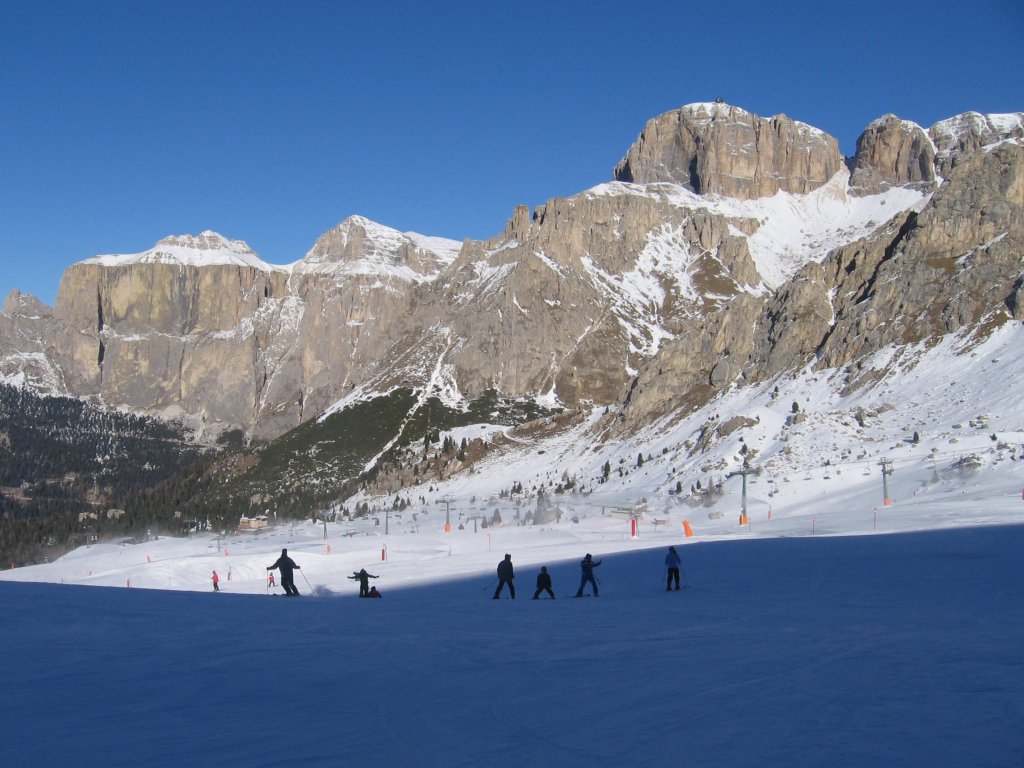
top-left (267, 548), bottom-right (301, 596)
top-left (349, 568), bottom-right (379, 597)
top-left (574, 553), bottom-right (602, 597)
top-left (532, 566), bottom-right (555, 599)
top-left (493, 554), bottom-right (515, 599)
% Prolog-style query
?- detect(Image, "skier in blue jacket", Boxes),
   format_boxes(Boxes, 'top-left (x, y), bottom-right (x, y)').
top-left (665, 546), bottom-right (682, 591)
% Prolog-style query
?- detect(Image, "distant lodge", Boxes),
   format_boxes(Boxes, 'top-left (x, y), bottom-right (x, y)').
top-left (237, 515), bottom-right (269, 530)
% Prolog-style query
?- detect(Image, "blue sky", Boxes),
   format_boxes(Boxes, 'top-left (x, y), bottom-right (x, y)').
top-left (2, 0), bottom-right (1021, 306)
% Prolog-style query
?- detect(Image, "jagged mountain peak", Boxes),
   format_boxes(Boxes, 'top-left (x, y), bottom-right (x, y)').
top-left (929, 111), bottom-right (1024, 173)
top-left (295, 215), bottom-right (461, 282)
top-left (2, 288), bottom-right (50, 317)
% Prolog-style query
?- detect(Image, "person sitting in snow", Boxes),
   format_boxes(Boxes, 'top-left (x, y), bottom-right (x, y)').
top-left (349, 568), bottom-right (379, 597)
top-left (493, 553), bottom-right (515, 599)
top-left (532, 566), bottom-right (555, 599)
top-left (574, 553), bottom-right (601, 597)
top-left (366, 586), bottom-right (382, 598)
top-left (267, 548), bottom-right (301, 596)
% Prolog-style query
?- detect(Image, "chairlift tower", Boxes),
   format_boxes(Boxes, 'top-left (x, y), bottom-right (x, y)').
top-left (726, 459), bottom-right (757, 525)
top-left (439, 494), bottom-right (454, 533)
top-left (879, 458), bottom-right (894, 506)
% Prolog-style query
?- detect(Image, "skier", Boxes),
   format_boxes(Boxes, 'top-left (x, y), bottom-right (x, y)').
top-left (665, 545), bottom-right (681, 591)
top-left (367, 586), bottom-right (382, 598)
top-left (349, 568), bottom-right (379, 597)
top-left (268, 571), bottom-right (276, 588)
top-left (267, 548), bottom-right (301, 596)
top-left (211, 570), bottom-right (220, 592)
top-left (574, 553), bottom-right (602, 597)
top-left (493, 553), bottom-right (515, 599)
top-left (532, 566), bottom-right (555, 599)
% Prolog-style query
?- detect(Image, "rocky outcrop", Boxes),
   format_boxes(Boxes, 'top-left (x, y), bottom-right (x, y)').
top-left (613, 102), bottom-right (844, 199)
top-left (820, 140), bottom-right (1024, 374)
top-left (52, 252), bottom-right (288, 429)
top-left (413, 184), bottom-right (766, 408)
top-left (0, 291), bottom-right (67, 393)
top-left (849, 114), bottom-right (937, 194)
top-left (930, 112), bottom-right (1024, 176)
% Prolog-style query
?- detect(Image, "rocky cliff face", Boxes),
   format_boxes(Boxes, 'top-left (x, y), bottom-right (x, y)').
top-left (849, 114), bottom-right (936, 194)
top-left (612, 111), bottom-right (1023, 433)
top-left (1, 103), bottom-right (1020, 451)
top-left (0, 222), bottom-right (461, 440)
top-left (931, 111), bottom-right (1024, 176)
top-left (613, 102), bottom-right (844, 199)
top-left (822, 140), bottom-right (1024, 370)
top-left (400, 185), bottom-right (764, 410)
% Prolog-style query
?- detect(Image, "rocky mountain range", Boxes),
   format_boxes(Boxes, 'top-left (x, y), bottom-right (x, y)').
top-left (2, 101), bottom-right (1021, 472)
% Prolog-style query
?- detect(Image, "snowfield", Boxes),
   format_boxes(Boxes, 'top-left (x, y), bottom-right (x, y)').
top-left (1, 519), bottom-right (1021, 767)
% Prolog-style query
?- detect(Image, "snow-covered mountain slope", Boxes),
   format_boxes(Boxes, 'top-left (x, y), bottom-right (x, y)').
top-left (931, 110), bottom-right (1024, 165)
top-left (288, 214), bottom-right (461, 284)
top-left (351, 316), bottom-right (1024, 533)
top-left (82, 231), bottom-right (276, 270)
top-left (588, 167), bottom-right (931, 291)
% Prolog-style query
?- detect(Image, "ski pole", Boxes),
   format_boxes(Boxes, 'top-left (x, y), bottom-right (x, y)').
top-left (301, 570), bottom-right (314, 594)
top-left (483, 578), bottom-right (497, 592)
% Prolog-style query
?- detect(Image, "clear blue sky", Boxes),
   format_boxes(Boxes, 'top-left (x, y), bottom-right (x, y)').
top-left (2, 0), bottom-right (1021, 306)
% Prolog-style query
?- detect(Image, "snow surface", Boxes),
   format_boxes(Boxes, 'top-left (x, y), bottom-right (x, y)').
top-left (2, 511), bottom-right (1021, 766)
top-left (587, 171), bottom-right (930, 291)
top-left (3, 321), bottom-right (1024, 766)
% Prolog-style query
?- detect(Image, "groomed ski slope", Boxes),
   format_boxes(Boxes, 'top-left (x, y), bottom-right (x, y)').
top-left (1, 520), bottom-right (1022, 767)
